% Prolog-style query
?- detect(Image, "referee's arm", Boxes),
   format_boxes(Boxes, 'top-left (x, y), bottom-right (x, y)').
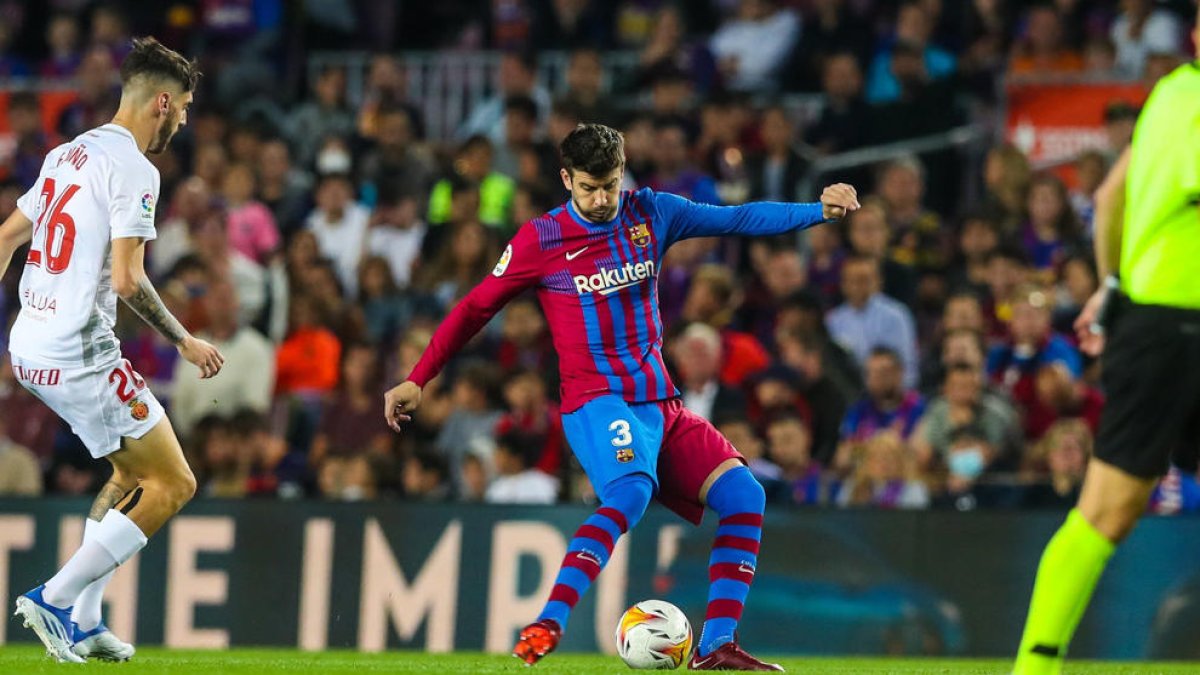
top-left (1075, 146), bottom-right (1131, 356)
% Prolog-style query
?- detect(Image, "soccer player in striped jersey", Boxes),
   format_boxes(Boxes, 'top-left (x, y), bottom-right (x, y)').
top-left (386, 123), bottom-right (858, 670)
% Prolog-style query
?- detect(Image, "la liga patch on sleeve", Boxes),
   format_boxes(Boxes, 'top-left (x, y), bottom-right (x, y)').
top-left (493, 244), bottom-right (513, 277)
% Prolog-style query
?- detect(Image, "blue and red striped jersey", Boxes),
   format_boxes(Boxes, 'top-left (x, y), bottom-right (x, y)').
top-left (408, 187), bottom-right (828, 412)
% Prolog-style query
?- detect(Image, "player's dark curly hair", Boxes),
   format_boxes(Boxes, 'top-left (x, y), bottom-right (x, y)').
top-left (120, 36), bottom-right (201, 92)
top-left (560, 123), bottom-right (625, 177)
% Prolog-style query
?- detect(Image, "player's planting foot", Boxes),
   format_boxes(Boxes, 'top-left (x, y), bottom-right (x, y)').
top-left (13, 585), bottom-right (86, 663)
top-left (512, 619), bottom-right (562, 666)
top-left (71, 621), bottom-right (135, 661)
top-left (688, 641), bottom-right (784, 671)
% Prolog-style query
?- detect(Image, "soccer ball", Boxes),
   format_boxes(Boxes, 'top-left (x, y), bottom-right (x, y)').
top-left (614, 599), bottom-right (693, 670)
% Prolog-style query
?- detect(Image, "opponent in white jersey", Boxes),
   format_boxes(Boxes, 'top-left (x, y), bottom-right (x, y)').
top-left (0, 38), bottom-right (224, 663)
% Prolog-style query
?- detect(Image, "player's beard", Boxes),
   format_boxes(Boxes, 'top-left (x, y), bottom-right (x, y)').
top-left (147, 113), bottom-right (178, 154)
top-left (576, 198), bottom-right (617, 223)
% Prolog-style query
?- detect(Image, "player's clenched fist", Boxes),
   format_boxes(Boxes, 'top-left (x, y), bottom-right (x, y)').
top-left (820, 183), bottom-right (860, 221)
top-left (384, 380), bottom-right (423, 432)
top-left (178, 336), bottom-right (225, 379)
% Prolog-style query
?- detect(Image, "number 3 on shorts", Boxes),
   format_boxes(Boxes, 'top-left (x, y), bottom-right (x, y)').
top-left (609, 419), bottom-right (632, 447)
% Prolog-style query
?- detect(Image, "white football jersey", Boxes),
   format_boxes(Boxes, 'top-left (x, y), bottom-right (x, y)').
top-left (10, 124), bottom-right (160, 367)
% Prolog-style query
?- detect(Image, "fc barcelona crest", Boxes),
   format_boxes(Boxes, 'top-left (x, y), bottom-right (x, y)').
top-left (628, 222), bottom-right (651, 248)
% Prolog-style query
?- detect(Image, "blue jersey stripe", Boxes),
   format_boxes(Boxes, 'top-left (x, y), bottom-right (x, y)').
top-left (610, 213), bottom-right (649, 401)
top-left (630, 196), bottom-right (671, 400)
top-left (598, 253), bottom-right (645, 400)
top-left (578, 291), bottom-right (624, 393)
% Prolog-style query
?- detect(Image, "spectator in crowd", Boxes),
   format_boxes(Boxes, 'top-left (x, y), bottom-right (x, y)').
top-left (222, 163), bottom-right (281, 266)
top-left (191, 209), bottom-right (274, 331)
top-left (1083, 36), bottom-right (1120, 78)
top-left (844, 198), bottom-right (916, 307)
top-left (913, 362), bottom-right (1022, 472)
top-left (417, 220), bottom-right (499, 310)
top-left (4, 92), bottom-right (56, 189)
top-left (365, 187), bottom-right (427, 290)
top-left (256, 137), bottom-right (313, 238)
top-left (920, 300), bottom-right (987, 392)
top-left (458, 50), bottom-right (551, 143)
top-left (193, 415), bottom-right (245, 498)
top-left (740, 247), bottom-right (809, 342)
top-left (318, 454), bottom-right (379, 501)
top-left (1021, 174), bottom-right (1083, 282)
top-left (647, 116), bottom-right (721, 205)
top-left (634, 5), bottom-right (719, 95)
top-left (804, 220), bottom-right (845, 305)
top-left (1101, 100), bottom-right (1139, 163)
top-left (357, 54), bottom-right (423, 142)
top-left (41, 13), bottom-right (82, 78)
top-left (533, 0), bottom-right (614, 50)
top-left (427, 135), bottom-right (515, 231)
top-left (805, 51), bottom-right (871, 155)
top-left (558, 48), bottom-right (617, 126)
top-left (681, 264), bottom-right (770, 386)
top-left (1070, 150), bottom-right (1107, 237)
top-left (306, 172), bottom-right (370, 296)
top-left (171, 280), bottom-right (276, 439)
top-left (309, 344), bottom-right (392, 474)
top-left (787, 0), bottom-right (872, 92)
top-left (1023, 418), bottom-right (1090, 509)
top-left (192, 140), bottom-right (229, 191)
top-left (718, 417), bottom-right (779, 486)
top-left (493, 95), bottom-right (557, 186)
top-left (765, 414), bottom-right (828, 506)
top-left (841, 346), bottom-right (926, 446)
top-left (358, 256), bottom-right (422, 347)
top-left (981, 143), bottom-right (1032, 236)
top-left (776, 329), bottom-right (849, 468)
top-left (359, 105), bottom-right (435, 206)
top-left (746, 105), bottom-right (806, 203)
top-left (275, 295), bottom-right (342, 398)
top-left (436, 362), bottom-right (504, 494)
top-left (869, 40), bottom-right (962, 147)
top-left (750, 363), bottom-right (812, 425)
top-left (1110, 0), bottom-right (1184, 78)
top-left (836, 431), bottom-right (929, 509)
top-left (56, 46), bottom-right (120, 139)
top-left (947, 213), bottom-right (999, 298)
top-left (983, 245), bottom-right (1031, 341)
top-left (645, 64), bottom-right (696, 119)
top-left (1007, 5), bottom-right (1084, 79)
top-left (987, 284), bottom-right (1089, 440)
top-left (485, 431), bottom-right (560, 504)
top-left (0, 354), bottom-right (59, 465)
top-left (496, 367), bottom-right (564, 477)
top-left (876, 156), bottom-right (948, 274)
top-left (302, 260), bottom-right (365, 343)
top-left (403, 450), bottom-right (452, 501)
top-left (934, 425), bottom-right (1020, 510)
top-left (866, 1), bottom-right (956, 104)
top-left (235, 408), bottom-right (305, 499)
top-left (0, 417), bottom-right (42, 496)
top-left (826, 255), bottom-right (920, 388)
top-left (672, 322), bottom-right (749, 423)
top-left (709, 0), bottom-right (800, 93)
top-left (497, 299), bottom-right (556, 376)
top-left (287, 66), bottom-right (357, 167)
top-left (1052, 254), bottom-right (1098, 341)
top-left (89, 4), bottom-right (132, 63)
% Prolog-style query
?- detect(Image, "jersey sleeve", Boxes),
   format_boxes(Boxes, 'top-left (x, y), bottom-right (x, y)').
top-left (109, 159), bottom-right (160, 242)
top-left (407, 224), bottom-right (543, 387)
top-left (652, 189), bottom-right (828, 247)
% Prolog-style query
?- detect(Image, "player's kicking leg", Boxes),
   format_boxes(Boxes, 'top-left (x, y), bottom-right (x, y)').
top-left (15, 418), bottom-right (195, 663)
top-left (1013, 459), bottom-right (1154, 675)
top-left (654, 401), bottom-right (781, 672)
top-left (66, 464), bottom-right (139, 661)
top-left (513, 396), bottom-right (658, 665)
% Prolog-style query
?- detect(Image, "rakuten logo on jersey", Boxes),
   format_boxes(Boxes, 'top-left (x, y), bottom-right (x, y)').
top-left (573, 261), bottom-right (656, 295)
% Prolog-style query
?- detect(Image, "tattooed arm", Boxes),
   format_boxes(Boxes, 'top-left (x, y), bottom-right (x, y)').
top-left (112, 237), bottom-right (225, 378)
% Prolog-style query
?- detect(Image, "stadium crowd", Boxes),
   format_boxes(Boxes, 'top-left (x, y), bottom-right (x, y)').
top-left (1, 0), bottom-right (1199, 513)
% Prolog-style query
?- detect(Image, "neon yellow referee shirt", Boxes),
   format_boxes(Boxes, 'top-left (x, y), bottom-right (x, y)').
top-left (1122, 62), bottom-right (1200, 309)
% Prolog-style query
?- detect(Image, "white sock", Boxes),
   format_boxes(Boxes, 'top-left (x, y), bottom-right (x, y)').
top-left (43, 511), bottom-right (147, 609)
top-left (70, 519), bottom-right (116, 631)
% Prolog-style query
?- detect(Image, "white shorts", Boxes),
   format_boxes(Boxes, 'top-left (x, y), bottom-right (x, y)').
top-left (9, 352), bottom-right (165, 459)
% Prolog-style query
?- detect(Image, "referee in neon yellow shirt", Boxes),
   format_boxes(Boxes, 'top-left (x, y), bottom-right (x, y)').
top-left (1014, 11), bottom-right (1200, 675)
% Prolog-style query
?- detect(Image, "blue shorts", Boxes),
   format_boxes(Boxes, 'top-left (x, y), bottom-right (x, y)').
top-left (562, 395), bottom-right (665, 496)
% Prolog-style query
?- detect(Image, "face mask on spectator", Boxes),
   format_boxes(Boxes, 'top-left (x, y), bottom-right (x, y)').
top-left (317, 149), bottom-right (352, 174)
top-left (949, 447), bottom-right (986, 479)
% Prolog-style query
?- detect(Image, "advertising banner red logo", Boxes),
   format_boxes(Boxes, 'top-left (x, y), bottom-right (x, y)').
top-left (1005, 82), bottom-right (1148, 165)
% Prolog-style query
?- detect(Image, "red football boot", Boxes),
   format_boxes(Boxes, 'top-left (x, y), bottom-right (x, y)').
top-left (512, 619), bottom-right (562, 666)
top-left (688, 641), bottom-right (785, 671)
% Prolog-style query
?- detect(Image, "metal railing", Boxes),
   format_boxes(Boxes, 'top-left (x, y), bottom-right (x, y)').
top-left (307, 50), bottom-right (642, 142)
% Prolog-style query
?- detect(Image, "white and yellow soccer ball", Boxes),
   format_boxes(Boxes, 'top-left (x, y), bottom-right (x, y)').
top-left (614, 599), bottom-right (693, 670)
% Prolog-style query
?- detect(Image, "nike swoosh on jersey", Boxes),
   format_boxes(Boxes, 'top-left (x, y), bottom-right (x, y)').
top-left (565, 246), bottom-right (589, 260)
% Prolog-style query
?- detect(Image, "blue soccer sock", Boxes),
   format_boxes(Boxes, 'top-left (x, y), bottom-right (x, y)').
top-left (698, 466), bottom-right (766, 657)
top-left (538, 473), bottom-right (654, 631)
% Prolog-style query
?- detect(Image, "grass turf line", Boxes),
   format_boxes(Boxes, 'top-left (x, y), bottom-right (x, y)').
top-left (0, 646), bottom-right (1196, 674)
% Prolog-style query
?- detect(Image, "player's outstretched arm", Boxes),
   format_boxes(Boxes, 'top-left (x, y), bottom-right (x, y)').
top-left (656, 183), bottom-right (860, 242)
top-left (0, 210), bottom-right (34, 282)
top-left (112, 236), bottom-right (225, 379)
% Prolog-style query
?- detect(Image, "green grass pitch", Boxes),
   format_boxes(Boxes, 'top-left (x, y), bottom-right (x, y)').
top-left (0, 646), bottom-right (1196, 674)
